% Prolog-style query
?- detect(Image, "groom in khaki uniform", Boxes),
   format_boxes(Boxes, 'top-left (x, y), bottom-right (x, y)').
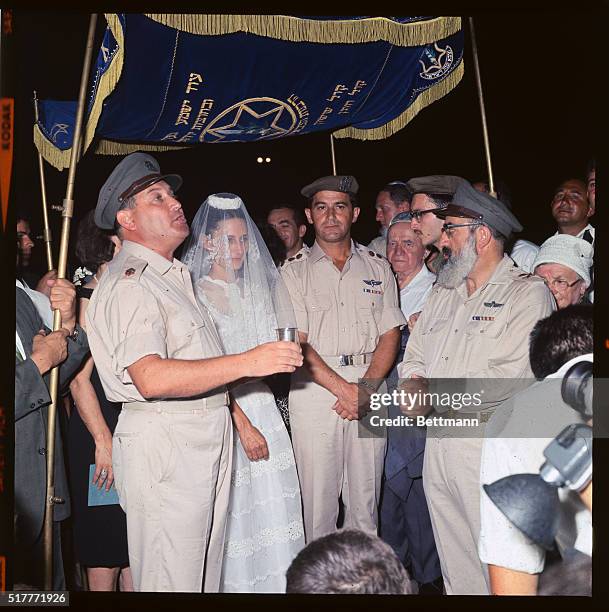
top-left (86, 152), bottom-right (303, 592)
top-left (281, 175), bottom-right (405, 542)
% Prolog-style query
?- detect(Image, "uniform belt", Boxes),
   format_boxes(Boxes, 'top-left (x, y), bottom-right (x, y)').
top-left (321, 352), bottom-right (374, 367)
top-left (439, 407), bottom-right (494, 423)
top-left (123, 390), bottom-right (229, 413)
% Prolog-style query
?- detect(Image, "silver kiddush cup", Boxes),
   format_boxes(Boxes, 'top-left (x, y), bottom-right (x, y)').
top-left (276, 327), bottom-right (300, 345)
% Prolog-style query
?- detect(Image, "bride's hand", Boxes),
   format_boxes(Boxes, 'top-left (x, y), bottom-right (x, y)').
top-left (237, 423), bottom-right (269, 462)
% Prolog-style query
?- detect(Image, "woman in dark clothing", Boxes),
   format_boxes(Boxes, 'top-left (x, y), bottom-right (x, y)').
top-left (68, 211), bottom-right (132, 591)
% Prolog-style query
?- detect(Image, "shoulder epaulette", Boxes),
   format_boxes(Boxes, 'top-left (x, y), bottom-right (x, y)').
top-left (281, 251), bottom-right (308, 268)
top-left (116, 256), bottom-right (147, 282)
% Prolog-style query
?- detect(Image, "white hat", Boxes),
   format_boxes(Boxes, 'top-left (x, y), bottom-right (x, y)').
top-left (533, 234), bottom-right (593, 287)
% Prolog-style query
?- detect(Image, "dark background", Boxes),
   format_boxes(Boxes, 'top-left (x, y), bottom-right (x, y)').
top-left (7, 9), bottom-right (607, 270)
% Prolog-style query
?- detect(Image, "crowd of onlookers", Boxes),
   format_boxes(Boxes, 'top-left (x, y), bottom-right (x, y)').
top-left (14, 155), bottom-right (594, 595)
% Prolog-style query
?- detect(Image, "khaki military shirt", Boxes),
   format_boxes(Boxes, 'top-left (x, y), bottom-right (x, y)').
top-left (367, 235), bottom-right (387, 258)
top-left (295, 244), bottom-right (311, 258)
top-left (280, 240), bottom-right (405, 356)
top-left (398, 255), bottom-right (555, 383)
top-left (86, 240), bottom-right (225, 403)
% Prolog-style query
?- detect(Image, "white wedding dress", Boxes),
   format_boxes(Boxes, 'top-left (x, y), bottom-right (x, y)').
top-left (197, 276), bottom-right (305, 592)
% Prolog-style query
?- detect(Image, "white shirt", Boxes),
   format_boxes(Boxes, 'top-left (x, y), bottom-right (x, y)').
top-left (479, 354), bottom-right (593, 574)
top-left (553, 223), bottom-right (595, 245)
top-left (509, 239), bottom-right (539, 274)
top-left (398, 264), bottom-right (435, 320)
top-left (16, 330), bottom-right (26, 362)
top-left (16, 278), bottom-right (53, 329)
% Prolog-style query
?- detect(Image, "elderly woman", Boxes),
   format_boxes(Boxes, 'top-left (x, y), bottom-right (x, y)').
top-left (532, 234), bottom-right (593, 309)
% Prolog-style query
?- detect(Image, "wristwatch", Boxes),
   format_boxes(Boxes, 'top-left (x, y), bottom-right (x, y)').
top-left (358, 380), bottom-right (377, 393)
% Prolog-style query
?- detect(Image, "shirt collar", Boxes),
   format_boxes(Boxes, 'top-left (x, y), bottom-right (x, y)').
top-left (309, 239), bottom-right (357, 263)
top-left (455, 254), bottom-right (515, 299)
top-left (122, 240), bottom-right (185, 276)
top-left (553, 223), bottom-right (595, 239)
top-left (577, 224), bottom-right (595, 238)
top-left (401, 264), bottom-right (435, 292)
top-left (485, 254), bottom-right (517, 286)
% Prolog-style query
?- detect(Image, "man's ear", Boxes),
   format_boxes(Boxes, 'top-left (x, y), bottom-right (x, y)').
top-left (298, 224), bottom-right (307, 239)
top-left (305, 208), bottom-right (313, 225)
top-left (586, 202), bottom-right (595, 218)
top-left (352, 207), bottom-right (360, 223)
top-left (116, 209), bottom-right (135, 232)
top-left (109, 234), bottom-right (123, 255)
top-left (475, 225), bottom-right (492, 252)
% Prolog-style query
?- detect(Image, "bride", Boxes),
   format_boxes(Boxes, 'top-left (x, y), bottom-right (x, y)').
top-left (181, 193), bottom-right (305, 592)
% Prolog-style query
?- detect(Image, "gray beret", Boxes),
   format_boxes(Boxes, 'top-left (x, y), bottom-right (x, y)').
top-left (301, 175), bottom-right (359, 199)
top-left (407, 175), bottom-right (464, 199)
top-left (435, 180), bottom-right (523, 237)
top-left (95, 152), bottom-right (182, 230)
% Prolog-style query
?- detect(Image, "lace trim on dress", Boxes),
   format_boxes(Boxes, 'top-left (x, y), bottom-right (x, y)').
top-left (229, 487), bottom-right (301, 518)
top-left (256, 420), bottom-right (288, 436)
top-left (221, 567), bottom-right (291, 589)
top-left (231, 449), bottom-right (296, 488)
top-left (224, 520), bottom-right (305, 560)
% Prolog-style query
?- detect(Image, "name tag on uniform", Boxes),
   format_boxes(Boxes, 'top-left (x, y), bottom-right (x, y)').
top-left (472, 315), bottom-right (495, 321)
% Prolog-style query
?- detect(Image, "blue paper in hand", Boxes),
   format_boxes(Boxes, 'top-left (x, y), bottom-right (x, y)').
top-left (87, 464), bottom-right (119, 507)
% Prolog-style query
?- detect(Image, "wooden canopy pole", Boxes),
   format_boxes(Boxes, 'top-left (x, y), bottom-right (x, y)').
top-left (32, 91), bottom-right (54, 271)
top-left (468, 17), bottom-right (496, 197)
top-left (43, 13), bottom-right (98, 590)
top-left (330, 133), bottom-right (337, 176)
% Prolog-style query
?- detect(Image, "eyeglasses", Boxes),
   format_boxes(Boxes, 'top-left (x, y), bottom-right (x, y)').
top-left (409, 209), bottom-right (438, 221)
top-left (539, 276), bottom-right (582, 292)
top-left (441, 222), bottom-right (483, 236)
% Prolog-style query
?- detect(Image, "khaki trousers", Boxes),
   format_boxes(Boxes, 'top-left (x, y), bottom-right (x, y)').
top-left (289, 365), bottom-right (386, 542)
top-left (113, 402), bottom-right (232, 592)
top-left (422, 435), bottom-right (490, 595)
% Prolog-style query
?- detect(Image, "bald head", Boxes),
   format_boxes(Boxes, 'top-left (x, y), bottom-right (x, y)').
top-left (551, 178), bottom-right (592, 236)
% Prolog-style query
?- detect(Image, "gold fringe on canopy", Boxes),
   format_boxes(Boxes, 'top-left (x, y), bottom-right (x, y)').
top-left (95, 140), bottom-right (189, 155)
top-left (333, 60), bottom-right (464, 141)
top-left (146, 14), bottom-right (461, 47)
top-left (33, 124), bottom-right (72, 171)
top-left (80, 13), bottom-right (125, 156)
top-left (33, 13), bottom-right (125, 170)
